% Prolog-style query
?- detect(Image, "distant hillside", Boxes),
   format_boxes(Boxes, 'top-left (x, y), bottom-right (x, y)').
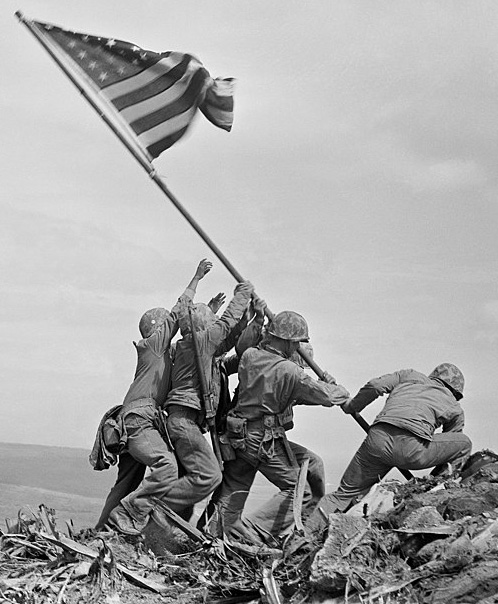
top-left (0, 442), bottom-right (115, 529)
top-left (0, 483), bottom-right (103, 530)
top-left (0, 442), bottom-right (114, 498)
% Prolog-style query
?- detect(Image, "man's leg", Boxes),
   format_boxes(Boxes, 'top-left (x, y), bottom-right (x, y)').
top-left (204, 455), bottom-right (257, 536)
top-left (95, 452), bottom-right (145, 529)
top-left (113, 409), bottom-right (178, 531)
top-left (244, 437), bottom-right (311, 537)
top-left (306, 426), bottom-right (394, 538)
top-left (393, 431), bottom-right (472, 472)
top-left (288, 441), bottom-right (326, 504)
top-left (161, 409), bottom-right (222, 514)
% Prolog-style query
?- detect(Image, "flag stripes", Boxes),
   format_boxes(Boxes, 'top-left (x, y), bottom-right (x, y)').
top-left (108, 55), bottom-right (197, 107)
top-left (142, 110), bottom-right (197, 159)
top-left (124, 69), bottom-right (208, 135)
top-left (32, 20), bottom-right (234, 159)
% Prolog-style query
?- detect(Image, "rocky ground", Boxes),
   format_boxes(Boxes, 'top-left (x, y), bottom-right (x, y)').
top-left (2, 450), bottom-right (498, 604)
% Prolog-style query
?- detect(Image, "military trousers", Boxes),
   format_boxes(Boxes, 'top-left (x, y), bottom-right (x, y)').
top-left (213, 428), bottom-right (318, 538)
top-left (307, 422), bottom-right (472, 535)
top-left (162, 406), bottom-right (222, 516)
top-left (95, 452), bottom-right (145, 529)
top-left (119, 401), bottom-right (179, 523)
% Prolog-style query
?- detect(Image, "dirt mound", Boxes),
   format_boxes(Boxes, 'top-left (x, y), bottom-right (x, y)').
top-left (2, 449), bottom-right (498, 603)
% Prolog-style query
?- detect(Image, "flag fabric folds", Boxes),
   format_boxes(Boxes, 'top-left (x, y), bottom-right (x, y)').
top-left (32, 20), bottom-right (235, 159)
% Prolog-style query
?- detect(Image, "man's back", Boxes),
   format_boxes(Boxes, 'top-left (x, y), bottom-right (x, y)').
top-left (368, 369), bottom-right (465, 440)
top-left (122, 321), bottom-right (176, 407)
top-left (234, 345), bottom-right (349, 421)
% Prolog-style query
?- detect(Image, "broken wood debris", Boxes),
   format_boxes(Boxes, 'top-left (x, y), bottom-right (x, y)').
top-left (3, 450), bottom-right (498, 603)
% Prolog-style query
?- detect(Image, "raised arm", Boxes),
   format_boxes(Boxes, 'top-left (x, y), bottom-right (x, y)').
top-left (170, 259), bottom-right (212, 322)
top-left (342, 370), bottom-right (403, 414)
top-left (184, 258), bottom-right (212, 298)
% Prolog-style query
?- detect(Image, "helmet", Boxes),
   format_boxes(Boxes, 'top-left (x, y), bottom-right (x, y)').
top-left (178, 303), bottom-right (217, 335)
top-left (139, 307), bottom-right (171, 338)
top-left (267, 311), bottom-right (309, 342)
top-left (429, 363), bottom-right (465, 399)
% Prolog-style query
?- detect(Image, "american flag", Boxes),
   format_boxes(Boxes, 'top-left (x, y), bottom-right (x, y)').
top-left (32, 19), bottom-right (235, 159)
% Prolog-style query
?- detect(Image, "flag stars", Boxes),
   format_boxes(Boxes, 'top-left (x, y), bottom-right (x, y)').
top-left (106, 39), bottom-right (116, 48)
top-left (117, 66), bottom-right (126, 75)
top-left (68, 40), bottom-right (77, 49)
top-left (98, 72), bottom-right (109, 82)
top-left (78, 50), bottom-right (87, 60)
top-left (82, 35), bottom-right (90, 42)
top-left (88, 61), bottom-right (97, 70)
top-left (132, 45), bottom-right (141, 53)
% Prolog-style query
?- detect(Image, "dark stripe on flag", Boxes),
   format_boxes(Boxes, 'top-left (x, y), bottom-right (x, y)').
top-left (200, 93), bottom-right (234, 130)
top-left (31, 18), bottom-right (234, 159)
top-left (110, 55), bottom-right (194, 111)
top-left (146, 126), bottom-right (189, 158)
top-left (128, 69), bottom-right (207, 135)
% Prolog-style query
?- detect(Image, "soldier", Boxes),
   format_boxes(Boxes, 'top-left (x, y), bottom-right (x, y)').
top-left (212, 311), bottom-right (350, 541)
top-left (307, 363), bottom-right (472, 537)
top-left (99, 259), bottom-right (212, 535)
top-left (156, 280), bottom-right (255, 520)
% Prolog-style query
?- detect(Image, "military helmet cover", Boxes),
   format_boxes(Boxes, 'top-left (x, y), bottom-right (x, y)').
top-left (179, 302), bottom-right (217, 335)
top-left (267, 310), bottom-right (309, 342)
top-left (139, 307), bottom-right (172, 339)
top-left (429, 363), bottom-right (465, 398)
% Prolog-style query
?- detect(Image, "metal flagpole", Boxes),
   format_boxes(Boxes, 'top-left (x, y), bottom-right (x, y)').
top-left (17, 12), bottom-right (405, 468)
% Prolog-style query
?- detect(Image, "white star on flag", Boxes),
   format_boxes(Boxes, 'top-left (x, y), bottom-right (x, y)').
top-left (32, 18), bottom-right (235, 159)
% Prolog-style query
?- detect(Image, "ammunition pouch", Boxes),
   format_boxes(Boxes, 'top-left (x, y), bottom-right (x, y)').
top-left (257, 414), bottom-right (296, 465)
top-left (219, 432), bottom-right (237, 461)
top-left (226, 416), bottom-right (247, 452)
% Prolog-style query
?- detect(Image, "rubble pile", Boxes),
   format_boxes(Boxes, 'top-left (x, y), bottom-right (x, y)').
top-left (2, 450), bottom-right (498, 604)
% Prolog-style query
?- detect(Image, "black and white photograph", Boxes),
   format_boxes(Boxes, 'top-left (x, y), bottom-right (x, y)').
top-left (1, 2), bottom-right (498, 602)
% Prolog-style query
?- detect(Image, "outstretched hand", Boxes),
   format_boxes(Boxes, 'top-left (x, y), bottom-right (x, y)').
top-left (195, 258), bottom-right (213, 280)
top-left (208, 292), bottom-right (226, 314)
top-left (234, 280), bottom-right (255, 296)
top-left (252, 296), bottom-right (267, 320)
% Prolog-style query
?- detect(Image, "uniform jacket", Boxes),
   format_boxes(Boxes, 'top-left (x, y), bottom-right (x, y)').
top-left (348, 368), bottom-right (465, 441)
top-left (230, 344), bottom-right (350, 423)
top-left (164, 288), bottom-right (252, 412)
top-left (122, 289), bottom-right (195, 409)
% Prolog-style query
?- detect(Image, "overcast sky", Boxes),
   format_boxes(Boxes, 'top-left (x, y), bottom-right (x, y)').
top-left (2, 1), bottom-right (498, 483)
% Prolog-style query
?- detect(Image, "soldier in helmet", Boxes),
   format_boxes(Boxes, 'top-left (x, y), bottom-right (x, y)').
top-left (307, 363), bottom-right (472, 537)
top-left (155, 280), bottom-right (255, 521)
top-left (97, 259), bottom-right (212, 534)
top-left (210, 310), bottom-right (350, 541)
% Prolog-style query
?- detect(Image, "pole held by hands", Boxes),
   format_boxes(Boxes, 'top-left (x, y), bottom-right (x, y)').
top-left (297, 345), bottom-right (414, 481)
top-left (18, 11), bottom-right (413, 480)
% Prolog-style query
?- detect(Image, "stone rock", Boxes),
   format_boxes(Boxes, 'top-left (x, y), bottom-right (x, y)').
top-left (346, 481), bottom-right (397, 518)
top-left (309, 514), bottom-right (369, 593)
top-left (394, 505), bottom-right (456, 535)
